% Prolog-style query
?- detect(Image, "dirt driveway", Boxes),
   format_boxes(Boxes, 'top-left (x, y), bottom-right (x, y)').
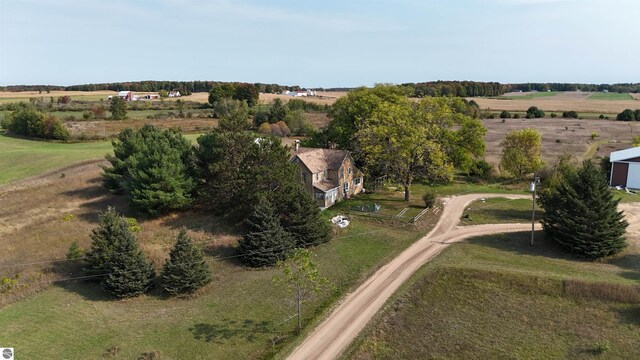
top-left (287, 193), bottom-right (534, 360)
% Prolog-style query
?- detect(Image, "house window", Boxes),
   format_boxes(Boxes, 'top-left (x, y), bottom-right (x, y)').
top-left (344, 182), bottom-right (350, 194)
top-left (355, 177), bottom-right (361, 185)
top-left (349, 167), bottom-right (352, 174)
top-left (315, 192), bottom-right (325, 200)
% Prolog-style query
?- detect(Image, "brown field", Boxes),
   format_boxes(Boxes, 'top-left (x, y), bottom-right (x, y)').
top-left (482, 117), bottom-right (639, 166)
top-left (160, 91), bottom-right (348, 105)
top-left (0, 90), bottom-right (116, 98)
top-left (468, 91), bottom-right (640, 114)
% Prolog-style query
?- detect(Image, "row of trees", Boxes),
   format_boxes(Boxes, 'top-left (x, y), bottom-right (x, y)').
top-left (64, 81), bottom-right (302, 95)
top-left (305, 85), bottom-right (487, 201)
top-left (1, 104), bottom-right (70, 140)
top-left (208, 83), bottom-right (260, 107)
top-left (83, 207), bottom-right (211, 298)
top-left (616, 109), bottom-right (640, 121)
top-left (506, 83), bottom-right (640, 93)
top-left (401, 81), bottom-right (505, 97)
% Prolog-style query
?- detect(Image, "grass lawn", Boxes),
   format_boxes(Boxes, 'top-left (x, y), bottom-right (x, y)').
top-left (588, 92), bottom-right (634, 101)
top-left (460, 197), bottom-right (537, 225)
top-left (0, 133), bottom-right (202, 185)
top-left (0, 201), bottom-right (436, 359)
top-left (346, 230), bottom-right (640, 359)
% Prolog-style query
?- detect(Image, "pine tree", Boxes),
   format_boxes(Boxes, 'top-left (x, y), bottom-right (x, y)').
top-left (282, 186), bottom-right (330, 248)
top-left (84, 207), bottom-right (130, 278)
top-left (239, 197), bottom-right (294, 267)
top-left (160, 229), bottom-right (212, 295)
top-left (101, 228), bottom-right (155, 298)
top-left (541, 160), bottom-right (628, 259)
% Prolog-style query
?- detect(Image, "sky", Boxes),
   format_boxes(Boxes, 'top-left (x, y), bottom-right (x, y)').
top-left (1, 0), bottom-right (639, 88)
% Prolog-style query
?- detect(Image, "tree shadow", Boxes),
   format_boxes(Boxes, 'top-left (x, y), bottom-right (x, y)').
top-left (189, 318), bottom-right (275, 344)
top-left (55, 279), bottom-right (113, 302)
top-left (61, 183), bottom-right (132, 222)
top-left (466, 231), bottom-right (584, 262)
top-left (615, 306), bottom-right (640, 326)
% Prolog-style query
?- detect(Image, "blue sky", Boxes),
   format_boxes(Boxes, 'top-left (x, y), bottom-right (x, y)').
top-left (1, 0), bottom-right (639, 87)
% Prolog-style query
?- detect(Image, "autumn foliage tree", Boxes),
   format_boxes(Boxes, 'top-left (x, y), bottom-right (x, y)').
top-left (499, 128), bottom-right (544, 178)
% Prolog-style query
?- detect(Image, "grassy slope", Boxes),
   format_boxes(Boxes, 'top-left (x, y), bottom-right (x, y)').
top-left (460, 197), bottom-right (537, 225)
top-left (0, 193), bottom-right (434, 359)
top-left (0, 133), bottom-right (201, 185)
top-left (347, 206), bottom-right (640, 359)
top-left (588, 92), bottom-right (634, 101)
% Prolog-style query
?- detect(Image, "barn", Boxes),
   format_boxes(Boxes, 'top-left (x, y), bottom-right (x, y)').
top-left (118, 91), bottom-right (133, 101)
top-left (610, 147), bottom-right (640, 189)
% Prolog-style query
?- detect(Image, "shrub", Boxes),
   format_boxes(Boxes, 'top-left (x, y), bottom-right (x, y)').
top-left (526, 106), bottom-right (544, 118)
top-left (591, 132), bottom-right (599, 140)
top-left (0, 275), bottom-right (19, 294)
top-left (66, 241), bottom-right (84, 261)
top-left (276, 121), bottom-right (291, 137)
top-left (126, 217), bottom-right (142, 233)
top-left (599, 114), bottom-right (605, 119)
top-left (6, 106), bottom-right (70, 140)
top-left (550, 113), bottom-right (557, 118)
top-left (499, 110), bottom-right (511, 119)
top-left (487, 113), bottom-right (496, 119)
top-left (270, 123), bottom-right (284, 137)
top-left (470, 159), bottom-right (492, 179)
top-left (422, 191), bottom-right (437, 208)
top-left (616, 109), bottom-right (635, 121)
top-left (513, 113), bottom-right (520, 119)
top-left (258, 122), bottom-right (271, 135)
top-left (562, 111), bottom-right (579, 119)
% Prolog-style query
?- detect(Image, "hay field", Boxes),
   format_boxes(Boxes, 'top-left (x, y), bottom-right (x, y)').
top-left (0, 90), bottom-right (116, 103)
top-left (260, 91), bottom-right (347, 105)
top-left (469, 91), bottom-right (640, 113)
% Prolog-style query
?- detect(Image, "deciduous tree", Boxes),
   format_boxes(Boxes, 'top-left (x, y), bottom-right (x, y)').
top-left (499, 128), bottom-right (544, 178)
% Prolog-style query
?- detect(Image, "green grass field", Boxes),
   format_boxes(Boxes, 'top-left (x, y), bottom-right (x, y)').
top-left (0, 202), bottom-right (432, 359)
top-left (0, 133), bottom-right (202, 185)
top-left (494, 91), bottom-right (558, 100)
top-left (347, 229), bottom-right (640, 359)
top-left (460, 197), bottom-right (537, 225)
top-left (588, 92), bottom-right (634, 101)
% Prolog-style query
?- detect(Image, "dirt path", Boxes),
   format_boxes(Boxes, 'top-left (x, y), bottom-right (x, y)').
top-left (287, 193), bottom-right (533, 360)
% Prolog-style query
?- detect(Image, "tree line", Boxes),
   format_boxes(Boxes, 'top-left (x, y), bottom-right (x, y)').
top-left (63, 81), bottom-right (302, 94)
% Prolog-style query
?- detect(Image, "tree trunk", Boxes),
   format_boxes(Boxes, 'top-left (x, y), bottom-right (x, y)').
top-left (404, 177), bottom-right (412, 202)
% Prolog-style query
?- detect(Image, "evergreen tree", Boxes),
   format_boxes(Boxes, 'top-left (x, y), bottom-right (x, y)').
top-left (84, 207), bottom-right (130, 278)
top-left (110, 96), bottom-right (127, 120)
top-left (160, 229), bottom-right (212, 295)
top-left (101, 227), bottom-right (155, 298)
top-left (281, 186), bottom-right (330, 248)
top-left (541, 160), bottom-right (628, 259)
top-left (239, 197), bottom-right (294, 267)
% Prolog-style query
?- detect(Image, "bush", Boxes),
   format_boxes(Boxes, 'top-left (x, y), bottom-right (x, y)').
top-left (499, 111), bottom-right (511, 119)
top-left (66, 241), bottom-right (84, 261)
top-left (513, 113), bottom-right (520, 119)
top-left (422, 192), bottom-right (437, 208)
top-left (562, 111), bottom-right (579, 119)
top-left (616, 109), bottom-right (635, 121)
top-left (599, 114), bottom-right (606, 119)
top-left (526, 106), bottom-right (545, 118)
top-left (258, 122), bottom-right (271, 135)
top-left (591, 132), bottom-right (599, 140)
top-left (6, 106), bottom-right (70, 140)
top-left (470, 159), bottom-right (493, 179)
top-left (550, 113), bottom-right (557, 118)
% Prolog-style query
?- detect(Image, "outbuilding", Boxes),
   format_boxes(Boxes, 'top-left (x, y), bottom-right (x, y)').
top-left (610, 147), bottom-right (640, 189)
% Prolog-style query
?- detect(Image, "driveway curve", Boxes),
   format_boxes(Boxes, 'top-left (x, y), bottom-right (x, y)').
top-left (288, 193), bottom-right (536, 360)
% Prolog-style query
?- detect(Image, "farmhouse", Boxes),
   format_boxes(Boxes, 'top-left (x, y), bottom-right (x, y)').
top-left (290, 141), bottom-right (363, 208)
top-left (118, 91), bottom-right (133, 101)
top-left (610, 147), bottom-right (640, 189)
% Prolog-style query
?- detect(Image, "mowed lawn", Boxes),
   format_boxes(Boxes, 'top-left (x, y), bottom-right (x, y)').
top-left (588, 92), bottom-right (634, 101)
top-left (0, 133), bottom-right (202, 185)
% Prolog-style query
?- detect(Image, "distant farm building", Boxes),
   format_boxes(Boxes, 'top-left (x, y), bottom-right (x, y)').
top-left (168, 91), bottom-right (181, 98)
top-left (142, 94), bottom-right (160, 100)
top-left (118, 91), bottom-right (133, 101)
top-left (284, 89), bottom-right (316, 97)
top-left (610, 147), bottom-right (640, 189)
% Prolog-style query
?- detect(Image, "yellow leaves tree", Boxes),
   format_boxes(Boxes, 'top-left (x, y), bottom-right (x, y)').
top-left (499, 128), bottom-right (544, 178)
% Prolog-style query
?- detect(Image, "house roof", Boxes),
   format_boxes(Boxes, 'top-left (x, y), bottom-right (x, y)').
top-left (610, 147), bottom-right (640, 162)
top-left (294, 147), bottom-right (351, 174)
top-left (314, 180), bottom-right (339, 192)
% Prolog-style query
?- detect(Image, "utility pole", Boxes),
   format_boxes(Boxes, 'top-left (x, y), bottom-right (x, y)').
top-left (530, 174), bottom-right (540, 246)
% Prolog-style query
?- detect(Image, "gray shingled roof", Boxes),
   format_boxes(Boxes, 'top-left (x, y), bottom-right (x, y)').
top-left (295, 147), bottom-right (350, 174)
